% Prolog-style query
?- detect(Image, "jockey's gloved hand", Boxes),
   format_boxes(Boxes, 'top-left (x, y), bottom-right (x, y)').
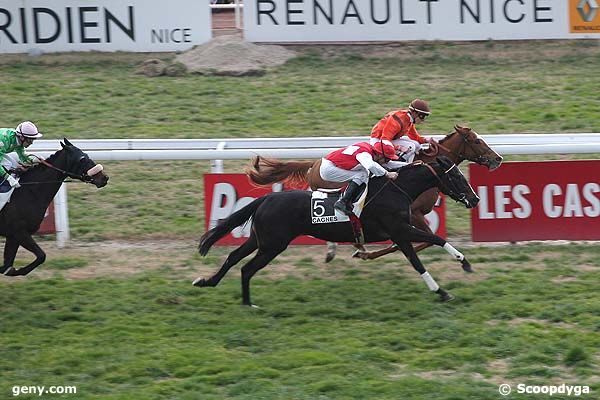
top-left (385, 171), bottom-right (398, 180)
top-left (6, 175), bottom-right (20, 188)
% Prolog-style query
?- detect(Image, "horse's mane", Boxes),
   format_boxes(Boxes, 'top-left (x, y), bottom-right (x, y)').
top-left (438, 125), bottom-right (471, 146)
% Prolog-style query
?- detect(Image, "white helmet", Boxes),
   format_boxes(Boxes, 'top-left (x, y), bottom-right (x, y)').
top-left (16, 121), bottom-right (43, 139)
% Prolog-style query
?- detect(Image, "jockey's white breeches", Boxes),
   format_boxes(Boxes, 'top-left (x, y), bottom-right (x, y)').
top-left (370, 137), bottom-right (421, 163)
top-left (1, 153), bottom-right (20, 175)
top-left (319, 158), bottom-right (369, 185)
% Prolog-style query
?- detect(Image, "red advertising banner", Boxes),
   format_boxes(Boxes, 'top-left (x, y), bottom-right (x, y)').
top-left (470, 160), bottom-right (600, 241)
top-left (204, 174), bottom-right (447, 246)
top-left (37, 203), bottom-right (56, 235)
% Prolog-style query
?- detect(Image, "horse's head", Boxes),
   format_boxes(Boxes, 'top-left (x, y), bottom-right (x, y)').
top-left (444, 125), bottom-right (503, 170)
top-left (58, 138), bottom-right (109, 188)
top-left (432, 156), bottom-right (479, 209)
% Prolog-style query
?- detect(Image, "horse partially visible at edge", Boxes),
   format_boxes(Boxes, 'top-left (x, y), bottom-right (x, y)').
top-left (0, 139), bottom-right (109, 276)
top-left (194, 157), bottom-right (479, 306)
top-left (246, 125), bottom-right (502, 264)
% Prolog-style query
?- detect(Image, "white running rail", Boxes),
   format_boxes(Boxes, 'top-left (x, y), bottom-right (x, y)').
top-left (28, 133), bottom-right (600, 247)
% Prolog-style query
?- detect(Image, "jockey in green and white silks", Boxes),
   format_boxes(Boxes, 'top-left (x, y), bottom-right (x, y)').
top-left (0, 121), bottom-right (43, 188)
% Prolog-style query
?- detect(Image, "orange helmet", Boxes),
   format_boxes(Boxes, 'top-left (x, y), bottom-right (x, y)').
top-left (408, 99), bottom-right (431, 116)
top-left (373, 142), bottom-right (399, 160)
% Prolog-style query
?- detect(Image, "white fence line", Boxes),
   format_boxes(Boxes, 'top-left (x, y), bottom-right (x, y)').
top-left (33, 134), bottom-right (599, 247)
top-left (30, 143), bottom-right (600, 161)
top-left (29, 134), bottom-right (600, 158)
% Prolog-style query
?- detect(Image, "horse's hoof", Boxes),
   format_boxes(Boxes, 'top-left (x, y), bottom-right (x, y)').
top-left (192, 277), bottom-right (206, 287)
top-left (461, 259), bottom-right (474, 273)
top-left (440, 292), bottom-right (455, 302)
top-left (325, 252), bottom-right (335, 263)
top-left (3, 267), bottom-right (18, 277)
top-left (436, 289), bottom-right (455, 302)
top-left (352, 250), bottom-right (368, 260)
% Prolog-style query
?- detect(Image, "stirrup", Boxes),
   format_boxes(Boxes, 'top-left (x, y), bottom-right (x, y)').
top-left (334, 200), bottom-right (353, 216)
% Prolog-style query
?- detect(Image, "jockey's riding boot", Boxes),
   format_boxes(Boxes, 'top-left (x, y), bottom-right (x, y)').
top-left (334, 181), bottom-right (361, 216)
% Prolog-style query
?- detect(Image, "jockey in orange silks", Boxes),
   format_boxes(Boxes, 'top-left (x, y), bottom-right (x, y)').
top-left (370, 98), bottom-right (434, 163)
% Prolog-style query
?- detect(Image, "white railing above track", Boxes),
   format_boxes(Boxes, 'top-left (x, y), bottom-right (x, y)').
top-left (29, 134), bottom-right (600, 161)
top-left (30, 133), bottom-right (600, 247)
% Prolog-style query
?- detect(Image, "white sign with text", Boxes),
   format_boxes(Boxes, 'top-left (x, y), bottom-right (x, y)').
top-left (245, 0), bottom-right (599, 42)
top-left (0, 0), bottom-right (211, 53)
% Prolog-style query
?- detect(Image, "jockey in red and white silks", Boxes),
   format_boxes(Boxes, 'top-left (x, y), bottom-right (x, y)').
top-left (320, 142), bottom-right (402, 216)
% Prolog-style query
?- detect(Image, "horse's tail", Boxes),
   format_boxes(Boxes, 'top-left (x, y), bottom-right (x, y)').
top-left (198, 196), bottom-right (268, 256)
top-left (245, 156), bottom-right (313, 187)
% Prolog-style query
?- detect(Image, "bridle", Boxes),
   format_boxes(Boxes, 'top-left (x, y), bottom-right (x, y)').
top-left (423, 162), bottom-right (467, 204)
top-left (14, 154), bottom-right (103, 185)
top-left (37, 159), bottom-right (98, 184)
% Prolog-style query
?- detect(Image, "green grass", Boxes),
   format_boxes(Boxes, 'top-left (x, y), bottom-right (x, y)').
top-left (1, 244), bottom-right (599, 399)
top-left (1, 41), bottom-right (600, 399)
top-left (2, 43), bottom-right (600, 140)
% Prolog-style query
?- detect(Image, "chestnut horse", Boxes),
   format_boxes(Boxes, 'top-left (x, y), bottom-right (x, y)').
top-left (246, 125), bottom-right (502, 265)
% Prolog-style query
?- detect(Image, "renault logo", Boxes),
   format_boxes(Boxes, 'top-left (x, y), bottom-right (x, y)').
top-left (578, 0), bottom-right (599, 22)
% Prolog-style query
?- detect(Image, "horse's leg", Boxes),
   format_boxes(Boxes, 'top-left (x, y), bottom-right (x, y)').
top-left (325, 242), bottom-right (337, 263)
top-left (193, 235), bottom-right (258, 288)
top-left (0, 236), bottom-right (20, 275)
top-left (353, 210), bottom-right (431, 260)
top-left (324, 241), bottom-right (365, 263)
top-left (353, 244), bottom-right (397, 260)
top-left (240, 246), bottom-right (287, 307)
top-left (4, 233), bottom-right (46, 276)
top-left (410, 211), bottom-right (433, 252)
top-left (396, 224), bottom-right (472, 273)
top-left (395, 241), bottom-right (454, 302)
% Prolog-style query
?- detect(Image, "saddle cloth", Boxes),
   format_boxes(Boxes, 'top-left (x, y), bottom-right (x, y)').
top-left (310, 185), bottom-right (368, 224)
top-left (0, 178), bottom-right (17, 212)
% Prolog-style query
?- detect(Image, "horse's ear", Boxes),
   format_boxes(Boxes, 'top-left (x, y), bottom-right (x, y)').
top-left (60, 141), bottom-right (65, 149)
top-left (63, 138), bottom-right (73, 147)
top-left (455, 124), bottom-right (465, 132)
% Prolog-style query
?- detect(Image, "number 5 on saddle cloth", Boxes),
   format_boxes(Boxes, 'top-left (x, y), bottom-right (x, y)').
top-left (310, 187), bottom-right (368, 244)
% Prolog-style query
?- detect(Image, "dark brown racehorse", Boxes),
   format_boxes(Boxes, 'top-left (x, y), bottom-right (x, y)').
top-left (0, 139), bottom-right (109, 276)
top-left (196, 157), bottom-right (479, 306)
top-left (246, 125), bottom-right (502, 264)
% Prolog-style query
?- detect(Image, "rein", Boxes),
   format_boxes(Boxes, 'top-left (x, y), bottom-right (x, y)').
top-left (424, 162), bottom-right (466, 203)
top-left (10, 158), bottom-right (95, 186)
top-left (363, 168), bottom-right (418, 209)
top-left (363, 179), bottom-right (390, 209)
top-left (38, 159), bottom-right (89, 181)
